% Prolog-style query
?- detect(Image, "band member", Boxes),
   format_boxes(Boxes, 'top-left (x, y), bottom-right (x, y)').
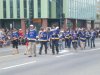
top-left (51, 25), bottom-right (60, 55)
top-left (72, 31), bottom-right (78, 50)
top-left (39, 27), bottom-right (48, 55)
top-left (90, 29), bottom-right (96, 48)
top-left (27, 25), bottom-right (37, 57)
top-left (80, 29), bottom-right (86, 50)
top-left (64, 29), bottom-right (69, 48)
top-left (85, 30), bottom-right (91, 47)
top-left (64, 29), bottom-right (72, 48)
top-left (12, 29), bottom-right (19, 55)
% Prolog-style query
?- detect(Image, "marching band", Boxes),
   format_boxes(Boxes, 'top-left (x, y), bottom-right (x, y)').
top-left (11, 24), bottom-right (97, 57)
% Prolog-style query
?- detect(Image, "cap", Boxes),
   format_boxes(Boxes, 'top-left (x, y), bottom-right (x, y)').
top-left (30, 25), bottom-right (33, 27)
top-left (19, 29), bottom-right (22, 30)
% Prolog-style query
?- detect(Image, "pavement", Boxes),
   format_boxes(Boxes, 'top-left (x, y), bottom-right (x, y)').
top-left (0, 38), bottom-right (100, 75)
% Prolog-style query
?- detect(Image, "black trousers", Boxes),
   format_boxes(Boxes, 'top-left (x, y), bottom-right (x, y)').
top-left (65, 39), bottom-right (72, 48)
top-left (39, 41), bottom-right (47, 54)
top-left (52, 40), bottom-right (59, 54)
top-left (72, 42), bottom-right (77, 49)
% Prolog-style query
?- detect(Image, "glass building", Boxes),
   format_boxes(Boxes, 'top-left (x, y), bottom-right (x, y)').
top-left (0, 0), bottom-right (96, 30)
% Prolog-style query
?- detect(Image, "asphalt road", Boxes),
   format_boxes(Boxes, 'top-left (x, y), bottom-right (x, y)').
top-left (0, 39), bottom-right (100, 75)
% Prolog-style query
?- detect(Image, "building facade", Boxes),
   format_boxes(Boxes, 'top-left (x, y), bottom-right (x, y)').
top-left (95, 0), bottom-right (100, 28)
top-left (97, 0), bottom-right (100, 19)
top-left (0, 0), bottom-right (96, 30)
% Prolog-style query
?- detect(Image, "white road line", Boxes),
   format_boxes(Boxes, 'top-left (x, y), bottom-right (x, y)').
top-left (0, 55), bottom-right (14, 58)
top-left (56, 48), bottom-right (100, 58)
top-left (96, 43), bottom-right (100, 44)
top-left (59, 50), bottom-right (69, 54)
top-left (0, 53), bottom-right (25, 59)
top-left (56, 53), bottom-right (74, 57)
top-left (82, 48), bottom-right (100, 52)
top-left (0, 61), bottom-right (36, 71)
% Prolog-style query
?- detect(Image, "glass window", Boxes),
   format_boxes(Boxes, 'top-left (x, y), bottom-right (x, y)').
top-left (56, 0), bottom-right (63, 19)
top-left (24, 0), bottom-right (27, 18)
top-left (29, 0), bottom-right (34, 19)
top-left (49, 0), bottom-right (51, 18)
top-left (3, 0), bottom-right (6, 18)
top-left (10, 0), bottom-right (13, 18)
top-left (17, 0), bottom-right (20, 18)
top-left (38, 0), bottom-right (41, 18)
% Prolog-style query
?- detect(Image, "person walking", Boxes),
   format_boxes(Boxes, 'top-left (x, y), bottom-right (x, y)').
top-left (64, 29), bottom-right (72, 49)
top-left (39, 27), bottom-right (48, 55)
top-left (85, 30), bottom-right (91, 47)
top-left (90, 29), bottom-right (96, 48)
top-left (80, 29), bottom-right (86, 50)
top-left (11, 29), bottom-right (19, 54)
top-left (72, 31), bottom-right (78, 50)
top-left (27, 25), bottom-right (37, 57)
top-left (51, 25), bottom-right (60, 55)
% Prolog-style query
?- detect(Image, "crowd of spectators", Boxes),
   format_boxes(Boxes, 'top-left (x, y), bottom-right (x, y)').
top-left (0, 28), bottom-right (25, 48)
top-left (0, 28), bottom-right (11, 47)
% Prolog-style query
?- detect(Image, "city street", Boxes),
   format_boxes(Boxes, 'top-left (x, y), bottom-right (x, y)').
top-left (0, 0), bottom-right (99, 75)
top-left (0, 39), bottom-right (100, 75)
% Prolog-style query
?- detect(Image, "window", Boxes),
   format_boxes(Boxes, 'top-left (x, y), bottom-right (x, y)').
top-left (10, 0), bottom-right (13, 18)
top-left (29, 0), bottom-right (34, 19)
top-left (38, 0), bottom-right (41, 18)
top-left (56, 0), bottom-right (63, 18)
top-left (24, 0), bottom-right (27, 18)
top-left (3, 0), bottom-right (6, 18)
top-left (17, 0), bottom-right (20, 18)
top-left (49, 0), bottom-right (51, 18)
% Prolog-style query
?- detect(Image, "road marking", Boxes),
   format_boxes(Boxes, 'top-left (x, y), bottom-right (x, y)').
top-left (82, 48), bottom-right (100, 52)
top-left (59, 50), bottom-right (69, 54)
top-left (0, 61), bottom-right (36, 71)
top-left (56, 53), bottom-right (74, 57)
top-left (56, 48), bottom-right (100, 57)
top-left (96, 43), bottom-right (100, 44)
top-left (0, 53), bottom-right (24, 59)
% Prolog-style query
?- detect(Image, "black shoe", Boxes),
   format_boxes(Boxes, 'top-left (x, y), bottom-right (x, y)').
top-left (28, 56), bottom-right (32, 57)
top-left (57, 52), bottom-right (59, 54)
top-left (24, 53), bottom-right (27, 55)
top-left (34, 55), bottom-right (36, 57)
top-left (52, 53), bottom-right (55, 55)
top-left (45, 52), bottom-right (47, 54)
top-left (39, 53), bottom-right (41, 55)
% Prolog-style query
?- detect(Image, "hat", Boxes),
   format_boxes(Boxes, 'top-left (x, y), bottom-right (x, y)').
top-left (30, 25), bottom-right (33, 27)
top-left (19, 29), bottom-right (22, 30)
